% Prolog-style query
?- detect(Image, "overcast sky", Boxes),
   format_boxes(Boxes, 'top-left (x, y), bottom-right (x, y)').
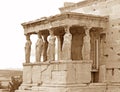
top-left (0, 0), bottom-right (82, 69)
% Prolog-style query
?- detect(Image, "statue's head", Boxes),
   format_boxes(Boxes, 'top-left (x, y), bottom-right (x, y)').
top-left (26, 34), bottom-right (30, 40)
top-left (64, 26), bottom-right (70, 33)
top-left (84, 26), bottom-right (91, 35)
top-left (49, 29), bottom-right (54, 35)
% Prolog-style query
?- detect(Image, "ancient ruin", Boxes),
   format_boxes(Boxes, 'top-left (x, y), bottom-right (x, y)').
top-left (16, 0), bottom-right (120, 92)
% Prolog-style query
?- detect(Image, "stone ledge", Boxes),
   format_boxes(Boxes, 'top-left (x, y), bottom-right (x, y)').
top-left (89, 83), bottom-right (107, 86)
top-left (23, 62), bottom-right (50, 66)
top-left (21, 83), bottom-right (41, 86)
top-left (18, 83), bottom-right (120, 92)
top-left (108, 83), bottom-right (120, 86)
top-left (42, 83), bottom-right (87, 87)
top-left (23, 60), bottom-right (93, 66)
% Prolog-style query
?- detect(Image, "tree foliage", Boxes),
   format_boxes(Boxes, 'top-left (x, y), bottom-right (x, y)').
top-left (8, 76), bottom-right (22, 92)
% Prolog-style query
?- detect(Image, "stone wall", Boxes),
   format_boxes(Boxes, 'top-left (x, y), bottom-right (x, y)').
top-left (66, 0), bottom-right (120, 83)
top-left (20, 61), bottom-right (92, 91)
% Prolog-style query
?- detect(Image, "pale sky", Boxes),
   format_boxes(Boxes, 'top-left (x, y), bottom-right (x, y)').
top-left (0, 0), bottom-right (81, 69)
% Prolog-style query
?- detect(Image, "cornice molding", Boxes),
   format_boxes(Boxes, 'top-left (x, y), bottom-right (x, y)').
top-left (21, 12), bottom-right (109, 35)
top-left (22, 12), bottom-right (108, 27)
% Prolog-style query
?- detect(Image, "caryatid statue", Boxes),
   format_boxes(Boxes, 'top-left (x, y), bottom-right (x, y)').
top-left (47, 29), bottom-right (56, 61)
top-left (62, 26), bottom-right (72, 60)
top-left (42, 35), bottom-right (48, 62)
top-left (25, 34), bottom-right (32, 63)
top-left (35, 33), bottom-right (44, 62)
top-left (82, 27), bottom-right (91, 60)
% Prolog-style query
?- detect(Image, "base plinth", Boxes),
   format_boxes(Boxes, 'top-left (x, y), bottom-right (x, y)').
top-left (16, 60), bottom-right (94, 92)
top-left (16, 83), bottom-right (120, 92)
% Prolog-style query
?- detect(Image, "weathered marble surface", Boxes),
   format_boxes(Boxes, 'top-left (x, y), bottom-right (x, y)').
top-left (82, 27), bottom-right (91, 60)
top-left (23, 66), bottom-right (32, 84)
top-left (35, 34), bottom-right (43, 62)
top-left (25, 35), bottom-right (32, 63)
top-left (47, 30), bottom-right (56, 61)
top-left (62, 26), bottom-right (72, 60)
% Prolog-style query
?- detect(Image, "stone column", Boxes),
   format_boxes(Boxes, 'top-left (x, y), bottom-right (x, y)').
top-left (95, 39), bottom-right (99, 69)
top-left (35, 33), bottom-right (44, 62)
top-left (56, 36), bottom-right (62, 60)
top-left (25, 34), bottom-right (32, 63)
top-left (62, 26), bottom-right (72, 60)
top-left (47, 29), bottom-right (56, 61)
top-left (42, 35), bottom-right (48, 62)
top-left (82, 27), bottom-right (91, 60)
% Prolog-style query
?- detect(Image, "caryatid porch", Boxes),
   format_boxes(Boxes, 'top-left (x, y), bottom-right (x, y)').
top-left (23, 12), bottom-right (108, 63)
top-left (19, 12), bottom-right (108, 92)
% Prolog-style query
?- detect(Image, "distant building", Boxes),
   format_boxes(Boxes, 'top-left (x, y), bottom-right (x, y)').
top-left (17, 0), bottom-right (120, 92)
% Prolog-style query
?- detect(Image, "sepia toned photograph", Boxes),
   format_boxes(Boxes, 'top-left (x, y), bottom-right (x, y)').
top-left (0, 0), bottom-right (120, 92)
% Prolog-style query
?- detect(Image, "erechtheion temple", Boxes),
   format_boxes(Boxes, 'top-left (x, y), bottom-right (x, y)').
top-left (16, 0), bottom-right (120, 92)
